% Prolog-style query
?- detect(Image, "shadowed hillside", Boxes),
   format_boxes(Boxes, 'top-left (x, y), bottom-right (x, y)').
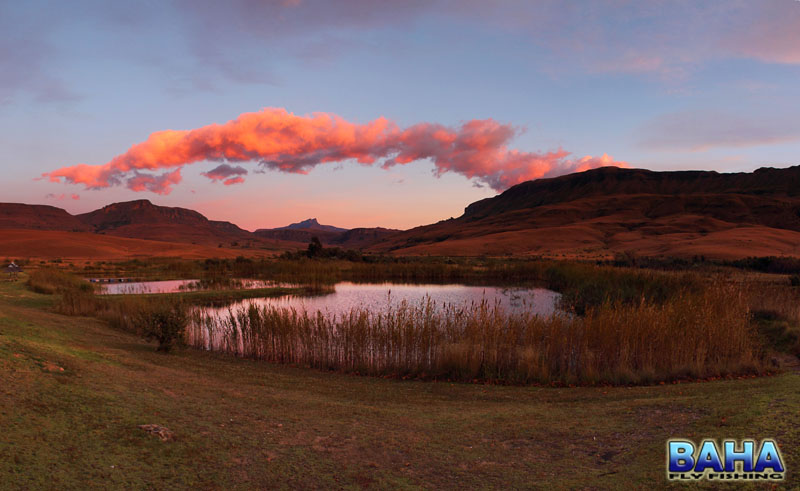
top-left (0, 203), bottom-right (92, 232)
top-left (0, 200), bottom-right (397, 256)
top-left (75, 200), bottom-right (257, 246)
top-left (372, 166), bottom-right (800, 259)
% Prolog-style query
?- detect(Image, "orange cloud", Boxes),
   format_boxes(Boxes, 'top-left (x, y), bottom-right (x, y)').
top-left (223, 176), bottom-right (245, 186)
top-left (44, 108), bottom-right (625, 193)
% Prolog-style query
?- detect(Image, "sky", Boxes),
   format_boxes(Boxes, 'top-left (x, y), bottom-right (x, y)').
top-left (2, 0), bottom-right (800, 231)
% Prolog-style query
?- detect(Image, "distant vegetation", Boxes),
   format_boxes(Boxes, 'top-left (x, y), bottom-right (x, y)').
top-left (727, 256), bottom-right (800, 275)
top-left (279, 236), bottom-right (367, 261)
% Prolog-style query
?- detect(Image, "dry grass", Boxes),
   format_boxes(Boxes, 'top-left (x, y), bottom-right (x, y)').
top-left (746, 281), bottom-right (800, 357)
top-left (27, 268), bottom-right (95, 295)
top-left (188, 281), bottom-right (762, 385)
top-left (746, 281), bottom-right (800, 325)
top-left (0, 229), bottom-right (272, 261)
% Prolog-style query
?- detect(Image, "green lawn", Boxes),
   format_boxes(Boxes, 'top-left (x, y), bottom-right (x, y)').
top-left (0, 279), bottom-right (797, 489)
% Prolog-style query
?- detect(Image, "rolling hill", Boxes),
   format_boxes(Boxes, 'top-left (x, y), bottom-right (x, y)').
top-left (0, 203), bottom-right (92, 232)
top-left (370, 166), bottom-right (800, 259)
top-left (76, 200), bottom-right (258, 246)
top-left (0, 200), bottom-right (397, 258)
top-left (0, 229), bottom-right (266, 260)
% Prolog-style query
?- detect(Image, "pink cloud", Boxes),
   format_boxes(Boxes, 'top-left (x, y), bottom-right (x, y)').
top-left (721, 1), bottom-right (800, 65)
top-left (45, 193), bottom-right (81, 201)
top-left (44, 107), bottom-right (625, 193)
top-left (201, 163), bottom-right (248, 185)
top-left (126, 169), bottom-right (183, 195)
top-left (638, 109), bottom-right (800, 151)
top-left (223, 176), bottom-right (245, 186)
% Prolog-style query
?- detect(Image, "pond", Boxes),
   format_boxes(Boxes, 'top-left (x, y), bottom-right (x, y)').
top-left (197, 281), bottom-right (561, 319)
top-left (186, 281), bottom-right (563, 362)
top-left (97, 279), bottom-right (278, 295)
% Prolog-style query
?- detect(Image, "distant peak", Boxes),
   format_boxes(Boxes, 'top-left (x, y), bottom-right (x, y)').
top-left (104, 199), bottom-right (153, 208)
top-left (275, 217), bottom-right (348, 232)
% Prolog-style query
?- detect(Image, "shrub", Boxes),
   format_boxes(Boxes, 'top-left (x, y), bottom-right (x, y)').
top-left (134, 299), bottom-right (188, 352)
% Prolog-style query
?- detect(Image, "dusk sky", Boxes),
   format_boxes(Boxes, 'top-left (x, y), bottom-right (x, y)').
top-left (2, 0), bottom-right (800, 230)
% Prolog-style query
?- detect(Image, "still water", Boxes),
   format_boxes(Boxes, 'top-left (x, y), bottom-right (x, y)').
top-left (200, 281), bottom-right (560, 318)
top-left (97, 279), bottom-right (561, 317)
top-left (97, 279), bottom-right (275, 295)
top-left (188, 282), bottom-right (562, 357)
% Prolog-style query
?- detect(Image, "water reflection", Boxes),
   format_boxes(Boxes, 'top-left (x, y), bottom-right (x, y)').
top-left (198, 281), bottom-right (560, 319)
top-left (97, 278), bottom-right (279, 295)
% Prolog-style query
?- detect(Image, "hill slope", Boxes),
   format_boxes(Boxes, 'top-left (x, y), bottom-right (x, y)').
top-left (0, 229), bottom-right (264, 260)
top-left (372, 166), bottom-right (800, 259)
top-left (0, 203), bottom-right (92, 232)
top-left (0, 200), bottom-right (395, 254)
top-left (76, 200), bottom-right (260, 246)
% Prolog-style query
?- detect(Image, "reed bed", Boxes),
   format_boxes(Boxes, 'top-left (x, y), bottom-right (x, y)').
top-left (745, 281), bottom-right (800, 356)
top-left (187, 281), bottom-right (761, 385)
top-left (27, 268), bottom-right (96, 295)
top-left (746, 281), bottom-right (800, 325)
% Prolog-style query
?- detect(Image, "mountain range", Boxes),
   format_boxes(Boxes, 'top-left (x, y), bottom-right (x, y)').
top-left (3, 165), bottom-right (800, 260)
top-left (370, 165), bottom-right (800, 258)
top-left (0, 198), bottom-right (398, 256)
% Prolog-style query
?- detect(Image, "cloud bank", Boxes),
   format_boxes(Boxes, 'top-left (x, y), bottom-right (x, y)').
top-left (638, 109), bottom-right (800, 151)
top-left (44, 108), bottom-right (625, 194)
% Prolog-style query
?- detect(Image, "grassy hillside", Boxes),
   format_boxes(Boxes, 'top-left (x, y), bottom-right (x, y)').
top-left (0, 229), bottom-right (285, 261)
top-left (0, 277), bottom-right (797, 488)
top-left (372, 166), bottom-right (800, 259)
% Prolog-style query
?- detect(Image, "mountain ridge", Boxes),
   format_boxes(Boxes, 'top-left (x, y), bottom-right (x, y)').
top-left (0, 199), bottom-right (397, 251)
top-left (5, 165), bottom-right (800, 259)
top-left (369, 165), bottom-right (800, 259)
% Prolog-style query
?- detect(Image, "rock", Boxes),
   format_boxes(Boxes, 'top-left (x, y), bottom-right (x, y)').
top-left (138, 424), bottom-right (175, 441)
top-left (42, 362), bottom-right (65, 373)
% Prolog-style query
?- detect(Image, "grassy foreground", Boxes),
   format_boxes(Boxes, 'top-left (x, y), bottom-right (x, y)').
top-left (1, 279), bottom-right (798, 489)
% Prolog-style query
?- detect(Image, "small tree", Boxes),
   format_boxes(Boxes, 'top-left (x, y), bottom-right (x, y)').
top-left (307, 236), bottom-right (323, 258)
top-left (136, 299), bottom-right (188, 352)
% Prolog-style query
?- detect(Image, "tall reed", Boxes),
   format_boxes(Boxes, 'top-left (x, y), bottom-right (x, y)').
top-left (187, 281), bottom-right (761, 385)
top-left (27, 268), bottom-right (95, 295)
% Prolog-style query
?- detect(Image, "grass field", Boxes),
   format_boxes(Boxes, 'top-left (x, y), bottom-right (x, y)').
top-left (0, 277), bottom-right (797, 488)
